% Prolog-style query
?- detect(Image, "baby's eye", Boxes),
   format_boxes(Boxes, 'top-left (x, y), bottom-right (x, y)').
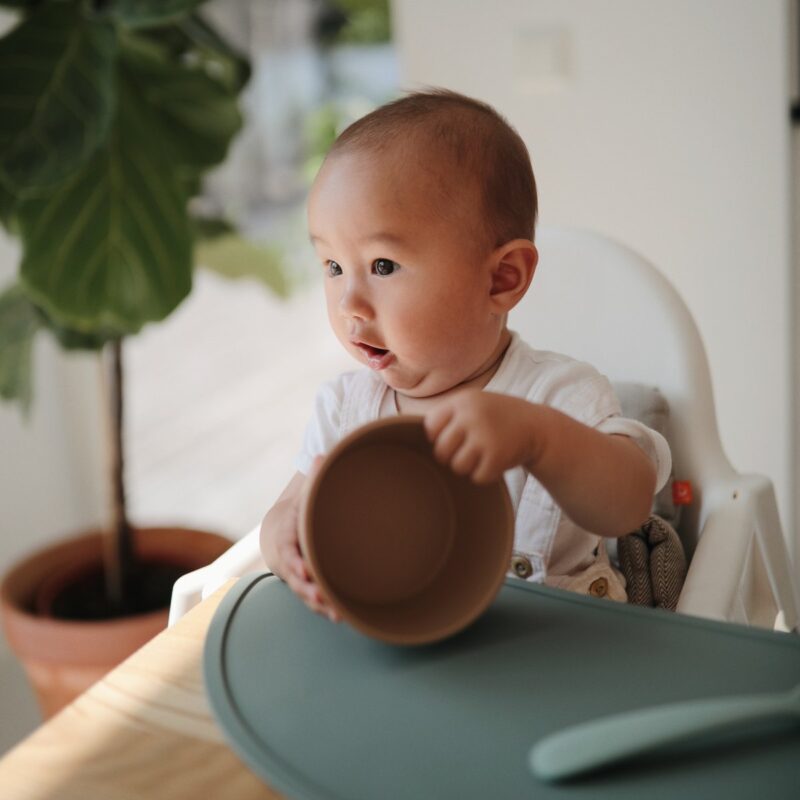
top-left (326, 260), bottom-right (342, 277)
top-left (373, 258), bottom-right (398, 276)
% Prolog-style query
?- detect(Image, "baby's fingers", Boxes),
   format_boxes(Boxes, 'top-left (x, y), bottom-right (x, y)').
top-left (288, 551), bottom-right (309, 582)
top-left (286, 573), bottom-right (340, 622)
top-left (431, 420), bottom-right (467, 465)
top-left (288, 574), bottom-right (322, 608)
top-left (277, 540), bottom-right (307, 581)
top-left (450, 444), bottom-right (482, 478)
top-left (423, 403), bottom-right (455, 443)
top-left (468, 453), bottom-right (500, 484)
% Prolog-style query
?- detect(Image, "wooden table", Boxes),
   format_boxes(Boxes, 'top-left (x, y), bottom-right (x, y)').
top-left (0, 582), bottom-right (276, 799)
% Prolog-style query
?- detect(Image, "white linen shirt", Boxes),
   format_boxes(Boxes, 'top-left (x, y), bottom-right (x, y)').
top-left (294, 331), bottom-right (671, 585)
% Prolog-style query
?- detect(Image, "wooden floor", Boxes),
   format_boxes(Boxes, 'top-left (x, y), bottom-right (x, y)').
top-left (126, 268), bottom-right (353, 541)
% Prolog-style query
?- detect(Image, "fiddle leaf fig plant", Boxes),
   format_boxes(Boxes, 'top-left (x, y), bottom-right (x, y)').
top-left (0, 0), bottom-right (281, 613)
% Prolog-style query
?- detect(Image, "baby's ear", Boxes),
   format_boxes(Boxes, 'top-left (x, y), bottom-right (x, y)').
top-left (489, 240), bottom-right (538, 312)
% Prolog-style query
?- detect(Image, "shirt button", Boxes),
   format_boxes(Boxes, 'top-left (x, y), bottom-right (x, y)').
top-left (511, 554), bottom-right (533, 579)
top-left (589, 577), bottom-right (609, 597)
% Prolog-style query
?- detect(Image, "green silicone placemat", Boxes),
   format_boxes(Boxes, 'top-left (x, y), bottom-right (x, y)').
top-left (204, 574), bottom-right (800, 799)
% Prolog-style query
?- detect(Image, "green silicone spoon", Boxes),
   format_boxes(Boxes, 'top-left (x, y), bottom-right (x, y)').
top-left (530, 683), bottom-right (800, 782)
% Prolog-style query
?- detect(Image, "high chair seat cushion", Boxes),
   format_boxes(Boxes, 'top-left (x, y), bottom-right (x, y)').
top-left (613, 381), bottom-right (679, 528)
top-left (610, 383), bottom-right (688, 609)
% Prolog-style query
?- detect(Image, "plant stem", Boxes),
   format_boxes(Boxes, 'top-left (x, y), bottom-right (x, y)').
top-left (104, 338), bottom-right (133, 613)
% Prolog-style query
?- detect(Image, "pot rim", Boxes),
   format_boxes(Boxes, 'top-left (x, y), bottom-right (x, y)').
top-left (0, 526), bottom-right (231, 625)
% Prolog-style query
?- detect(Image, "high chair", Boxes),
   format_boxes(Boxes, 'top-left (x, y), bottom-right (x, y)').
top-left (168, 227), bottom-right (799, 632)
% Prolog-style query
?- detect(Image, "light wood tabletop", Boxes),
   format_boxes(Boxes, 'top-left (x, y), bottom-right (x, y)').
top-left (0, 581), bottom-right (278, 799)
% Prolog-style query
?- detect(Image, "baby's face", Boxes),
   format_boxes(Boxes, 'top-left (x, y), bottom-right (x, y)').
top-left (308, 150), bottom-right (503, 399)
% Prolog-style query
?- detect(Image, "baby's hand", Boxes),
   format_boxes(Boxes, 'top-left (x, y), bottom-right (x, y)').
top-left (424, 389), bottom-right (540, 483)
top-left (262, 456), bottom-right (340, 622)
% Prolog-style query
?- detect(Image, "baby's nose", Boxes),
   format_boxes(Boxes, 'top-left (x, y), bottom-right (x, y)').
top-left (339, 281), bottom-right (373, 320)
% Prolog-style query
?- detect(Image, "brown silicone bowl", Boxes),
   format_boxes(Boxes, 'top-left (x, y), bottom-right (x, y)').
top-left (299, 416), bottom-right (514, 645)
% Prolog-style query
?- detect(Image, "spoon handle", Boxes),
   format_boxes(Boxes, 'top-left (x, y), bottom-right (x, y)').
top-left (530, 692), bottom-right (793, 782)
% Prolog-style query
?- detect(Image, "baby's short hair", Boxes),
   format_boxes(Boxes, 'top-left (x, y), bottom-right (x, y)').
top-left (327, 88), bottom-right (537, 248)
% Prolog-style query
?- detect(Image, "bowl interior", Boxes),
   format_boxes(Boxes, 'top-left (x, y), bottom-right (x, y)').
top-left (302, 418), bottom-right (514, 644)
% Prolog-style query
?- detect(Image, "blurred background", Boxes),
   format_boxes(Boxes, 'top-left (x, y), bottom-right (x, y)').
top-left (0, 0), bottom-right (798, 751)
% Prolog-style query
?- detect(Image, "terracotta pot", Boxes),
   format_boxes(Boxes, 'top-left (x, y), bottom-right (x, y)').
top-left (0, 526), bottom-right (231, 718)
top-left (300, 417), bottom-right (514, 645)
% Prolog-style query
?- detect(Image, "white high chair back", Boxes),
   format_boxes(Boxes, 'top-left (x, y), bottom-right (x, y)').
top-left (514, 227), bottom-right (797, 629)
top-left (168, 227), bottom-right (799, 632)
top-left (514, 226), bottom-right (732, 552)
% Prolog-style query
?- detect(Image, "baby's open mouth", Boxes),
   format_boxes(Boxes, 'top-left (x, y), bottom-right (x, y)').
top-left (354, 341), bottom-right (394, 370)
top-left (360, 343), bottom-right (388, 358)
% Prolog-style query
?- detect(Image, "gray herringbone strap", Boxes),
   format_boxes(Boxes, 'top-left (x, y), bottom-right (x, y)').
top-left (618, 531), bottom-right (654, 606)
top-left (618, 515), bottom-right (687, 610)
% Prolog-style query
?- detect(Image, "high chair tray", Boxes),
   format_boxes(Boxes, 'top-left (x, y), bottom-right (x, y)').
top-left (204, 573), bottom-right (800, 799)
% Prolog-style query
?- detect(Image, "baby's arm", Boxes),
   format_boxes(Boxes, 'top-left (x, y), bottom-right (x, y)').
top-left (424, 389), bottom-right (655, 537)
top-left (259, 459), bottom-right (340, 621)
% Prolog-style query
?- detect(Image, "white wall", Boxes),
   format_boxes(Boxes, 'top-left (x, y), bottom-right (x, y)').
top-left (393, 0), bottom-right (796, 559)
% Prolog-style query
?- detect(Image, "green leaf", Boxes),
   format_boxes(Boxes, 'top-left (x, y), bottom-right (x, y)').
top-left (143, 13), bottom-right (251, 93)
top-left (37, 308), bottom-right (118, 351)
top-left (105, 0), bottom-right (209, 30)
top-left (120, 34), bottom-right (244, 179)
top-left (16, 62), bottom-right (192, 335)
top-left (318, 0), bottom-right (391, 45)
top-left (0, 282), bottom-right (41, 413)
top-left (0, 3), bottom-right (117, 194)
top-left (196, 234), bottom-right (290, 299)
top-left (178, 12), bottom-right (251, 91)
top-left (190, 213), bottom-right (235, 241)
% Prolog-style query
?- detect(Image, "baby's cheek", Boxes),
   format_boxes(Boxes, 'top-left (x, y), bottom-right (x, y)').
top-left (396, 308), bottom-right (441, 349)
top-left (417, 306), bottom-right (461, 348)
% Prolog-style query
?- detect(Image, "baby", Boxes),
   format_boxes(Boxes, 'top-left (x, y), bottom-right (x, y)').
top-left (260, 88), bottom-right (670, 621)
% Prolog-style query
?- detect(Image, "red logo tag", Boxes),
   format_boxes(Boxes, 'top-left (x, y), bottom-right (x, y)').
top-left (672, 480), bottom-right (693, 506)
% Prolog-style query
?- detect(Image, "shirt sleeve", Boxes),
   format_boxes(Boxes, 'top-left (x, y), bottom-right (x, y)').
top-left (595, 416), bottom-right (672, 493)
top-left (538, 359), bottom-right (672, 494)
top-left (538, 360), bottom-right (621, 428)
top-left (293, 377), bottom-right (346, 475)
